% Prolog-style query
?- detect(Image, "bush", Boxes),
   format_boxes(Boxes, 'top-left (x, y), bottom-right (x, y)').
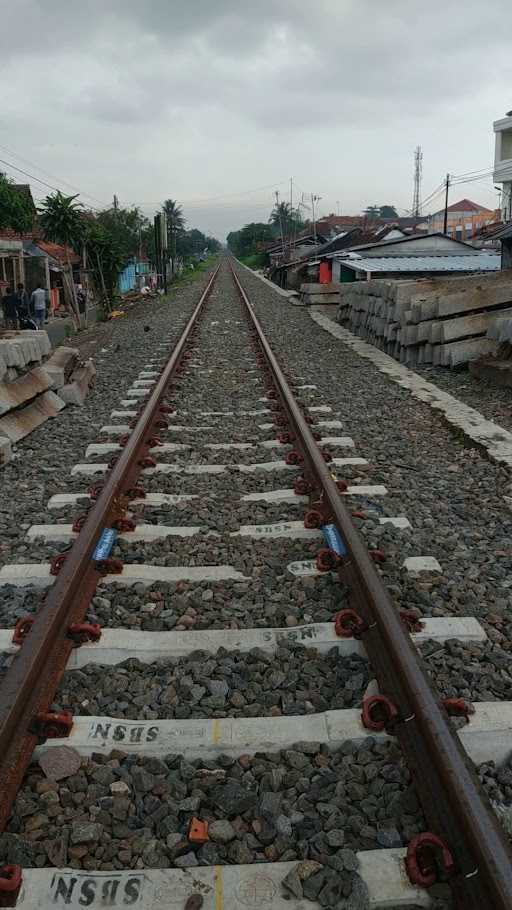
top-left (239, 253), bottom-right (267, 269)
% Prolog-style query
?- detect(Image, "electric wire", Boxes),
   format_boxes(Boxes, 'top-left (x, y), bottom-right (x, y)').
top-left (0, 143), bottom-right (107, 208)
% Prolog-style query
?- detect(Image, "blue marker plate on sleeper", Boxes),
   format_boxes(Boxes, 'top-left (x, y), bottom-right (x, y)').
top-left (92, 528), bottom-right (117, 561)
top-left (321, 523), bottom-right (347, 556)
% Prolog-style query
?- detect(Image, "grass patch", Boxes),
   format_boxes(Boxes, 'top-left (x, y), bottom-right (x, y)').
top-left (168, 255), bottom-right (219, 290)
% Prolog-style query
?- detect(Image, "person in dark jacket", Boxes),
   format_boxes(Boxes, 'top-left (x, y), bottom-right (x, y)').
top-left (16, 283), bottom-right (30, 317)
top-left (2, 288), bottom-right (18, 329)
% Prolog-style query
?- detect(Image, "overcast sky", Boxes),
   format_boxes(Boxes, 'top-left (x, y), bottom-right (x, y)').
top-left (1, 0), bottom-right (511, 239)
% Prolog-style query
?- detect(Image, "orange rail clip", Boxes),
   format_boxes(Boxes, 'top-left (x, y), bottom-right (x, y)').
top-left (188, 817), bottom-right (209, 844)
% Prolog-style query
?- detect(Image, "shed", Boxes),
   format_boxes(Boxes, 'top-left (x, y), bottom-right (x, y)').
top-left (332, 252), bottom-right (500, 282)
top-left (482, 221), bottom-right (512, 269)
top-left (328, 233), bottom-right (499, 282)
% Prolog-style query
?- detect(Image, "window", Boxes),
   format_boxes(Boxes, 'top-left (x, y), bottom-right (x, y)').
top-left (502, 129), bottom-right (512, 160)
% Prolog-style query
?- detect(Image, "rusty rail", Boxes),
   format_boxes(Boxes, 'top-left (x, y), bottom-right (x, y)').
top-left (0, 264), bottom-right (220, 830)
top-left (231, 262), bottom-right (512, 910)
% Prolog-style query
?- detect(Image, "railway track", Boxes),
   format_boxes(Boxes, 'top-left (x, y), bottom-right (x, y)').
top-left (0, 259), bottom-right (511, 909)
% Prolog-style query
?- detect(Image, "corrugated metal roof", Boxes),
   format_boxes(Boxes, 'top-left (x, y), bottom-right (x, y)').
top-left (484, 221), bottom-right (512, 241)
top-left (336, 254), bottom-right (501, 273)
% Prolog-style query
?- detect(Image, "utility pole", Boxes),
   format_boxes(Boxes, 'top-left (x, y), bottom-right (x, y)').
top-left (412, 146), bottom-right (423, 217)
top-left (336, 201), bottom-right (341, 216)
top-left (289, 177), bottom-right (293, 258)
top-left (443, 174), bottom-right (450, 234)
top-left (311, 194), bottom-right (321, 242)
top-left (275, 190), bottom-right (285, 259)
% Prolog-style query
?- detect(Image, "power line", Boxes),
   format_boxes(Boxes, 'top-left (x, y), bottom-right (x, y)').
top-left (0, 155), bottom-right (104, 212)
top-left (420, 181), bottom-right (446, 209)
top-left (0, 143), bottom-right (107, 208)
top-left (451, 165), bottom-right (494, 180)
top-left (131, 180), bottom-right (289, 208)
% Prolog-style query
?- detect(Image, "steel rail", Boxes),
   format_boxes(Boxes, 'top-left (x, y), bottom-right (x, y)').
top-left (231, 262), bottom-right (512, 909)
top-left (0, 264), bottom-right (220, 831)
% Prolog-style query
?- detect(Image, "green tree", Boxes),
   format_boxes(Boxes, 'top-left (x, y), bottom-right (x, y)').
top-left (227, 222), bottom-right (273, 258)
top-left (162, 199), bottom-right (185, 273)
top-left (269, 201), bottom-right (305, 242)
top-left (0, 174), bottom-right (34, 233)
top-left (82, 219), bottom-right (125, 314)
top-left (205, 235), bottom-right (222, 252)
top-left (176, 229), bottom-right (221, 262)
top-left (96, 206), bottom-right (150, 265)
top-left (379, 205), bottom-right (398, 218)
top-left (38, 191), bottom-right (84, 324)
top-left (363, 204), bottom-right (398, 219)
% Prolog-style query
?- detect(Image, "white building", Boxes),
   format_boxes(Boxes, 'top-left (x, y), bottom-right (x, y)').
top-left (493, 111), bottom-right (512, 222)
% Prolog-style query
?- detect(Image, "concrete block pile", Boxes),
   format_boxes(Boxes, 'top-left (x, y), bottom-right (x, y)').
top-left (42, 346), bottom-right (96, 404)
top-left (336, 272), bottom-right (512, 368)
top-left (299, 283), bottom-right (341, 306)
top-left (0, 332), bottom-right (96, 467)
top-left (468, 315), bottom-right (512, 387)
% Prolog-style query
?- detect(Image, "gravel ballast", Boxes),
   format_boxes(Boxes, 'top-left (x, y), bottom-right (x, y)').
top-left (234, 264), bottom-right (512, 644)
top-left (57, 643), bottom-right (370, 719)
top-left (2, 261), bottom-right (510, 910)
top-left (5, 739), bottom-right (422, 874)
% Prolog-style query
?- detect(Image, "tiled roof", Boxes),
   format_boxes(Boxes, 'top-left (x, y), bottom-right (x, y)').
top-left (445, 198), bottom-right (493, 214)
top-left (34, 240), bottom-right (81, 265)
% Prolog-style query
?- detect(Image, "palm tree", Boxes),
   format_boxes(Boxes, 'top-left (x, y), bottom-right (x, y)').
top-left (269, 200), bottom-right (292, 233)
top-left (38, 192), bottom-right (84, 325)
top-left (162, 199), bottom-right (185, 275)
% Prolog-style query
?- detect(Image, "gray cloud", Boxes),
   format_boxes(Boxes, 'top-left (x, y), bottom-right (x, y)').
top-left (1, 0), bottom-right (511, 237)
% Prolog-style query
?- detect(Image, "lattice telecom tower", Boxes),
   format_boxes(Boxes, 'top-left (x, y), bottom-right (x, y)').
top-left (412, 145), bottom-right (423, 217)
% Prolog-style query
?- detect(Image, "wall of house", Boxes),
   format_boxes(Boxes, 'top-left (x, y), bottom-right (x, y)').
top-left (502, 239), bottom-right (512, 270)
top-left (0, 241), bottom-right (24, 292)
top-left (427, 211), bottom-right (496, 240)
top-left (493, 115), bottom-right (512, 221)
top-left (118, 262), bottom-right (136, 293)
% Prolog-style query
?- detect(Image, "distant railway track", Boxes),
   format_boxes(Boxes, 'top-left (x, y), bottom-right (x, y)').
top-left (0, 259), bottom-right (511, 909)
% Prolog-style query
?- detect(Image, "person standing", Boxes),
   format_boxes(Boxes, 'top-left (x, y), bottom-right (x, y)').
top-left (16, 283), bottom-right (30, 317)
top-left (2, 288), bottom-right (19, 329)
top-left (30, 285), bottom-right (46, 329)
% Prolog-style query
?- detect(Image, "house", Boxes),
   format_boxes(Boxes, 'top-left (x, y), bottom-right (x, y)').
top-left (315, 213), bottom-right (427, 239)
top-left (266, 231), bottom-right (327, 266)
top-left (0, 239), bottom-right (25, 294)
top-left (426, 198), bottom-right (498, 241)
top-left (118, 256), bottom-right (153, 293)
top-left (24, 240), bottom-right (81, 314)
top-left (479, 221), bottom-right (512, 269)
top-left (327, 233), bottom-right (500, 282)
top-left (266, 232), bottom-right (327, 273)
top-left (270, 225), bottom-right (412, 288)
top-left (315, 215), bottom-right (368, 238)
top-left (308, 225), bottom-right (409, 284)
top-left (494, 111), bottom-right (512, 222)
